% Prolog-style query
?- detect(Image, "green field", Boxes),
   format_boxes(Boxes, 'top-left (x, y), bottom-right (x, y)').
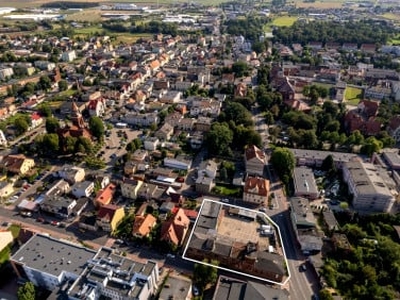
top-left (345, 86), bottom-right (363, 105)
top-left (272, 16), bottom-right (298, 27)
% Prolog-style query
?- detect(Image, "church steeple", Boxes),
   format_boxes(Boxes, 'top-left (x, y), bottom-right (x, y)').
top-left (71, 101), bottom-right (86, 129)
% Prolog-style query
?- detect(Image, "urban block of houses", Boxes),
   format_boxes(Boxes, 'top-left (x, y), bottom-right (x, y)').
top-left (121, 179), bottom-right (144, 200)
top-left (245, 145), bottom-right (267, 176)
top-left (293, 167), bottom-right (319, 200)
top-left (290, 149), bottom-right (359, 169)
top-left (11, 234), bottom-right (159, 300)
top-left (243, 176), bottom-right (270, 206)
top-left (184, 200), bottom-right (287, 284)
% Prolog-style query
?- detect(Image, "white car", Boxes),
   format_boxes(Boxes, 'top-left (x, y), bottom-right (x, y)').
top-left (193, 286), bottom-right (199, 296)
top-left (166, 253), bottom-right (175, 259)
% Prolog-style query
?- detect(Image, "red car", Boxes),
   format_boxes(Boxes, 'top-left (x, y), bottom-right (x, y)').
top-left (51, 221), bottom-right (60, 226)
top-left (36, 217), bottom-right (44, 223)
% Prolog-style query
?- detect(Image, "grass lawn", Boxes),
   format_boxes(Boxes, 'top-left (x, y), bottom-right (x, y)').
top-left (272, 16), bottom-right (298, 27)
top-left (9, 224), bottom-right (21, 238)
top-left (345, 86), bottom-right (363, 105)
top-left (213, 185), bottom-right (242, 197)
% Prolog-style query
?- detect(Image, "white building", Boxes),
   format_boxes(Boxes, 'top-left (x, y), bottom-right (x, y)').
top-left (0, 67), bottom-right (13, 80)
top-left (57, 165), bottom-right (85, 184)
top-left (71, 181), bottom-right (94, 198)
top-left (0, 130), bottom-right (7, 146)
top-left (164, 155), bottom-right (192, 170)
top-left (293, 167), bottom-right (319, 200)
top-left (144, 137), bottom-right (160, 151)
top-left (342, 161), bottom-right (396, 213)
top-left (61, 50), bottom-right (77, 62)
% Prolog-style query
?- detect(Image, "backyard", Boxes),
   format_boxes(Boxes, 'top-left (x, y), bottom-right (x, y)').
top-left (344, 86), bottom-right (363, 105)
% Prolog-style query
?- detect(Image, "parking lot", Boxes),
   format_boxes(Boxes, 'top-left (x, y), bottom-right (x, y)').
top-left (100, 127), bottom-right (142, 163)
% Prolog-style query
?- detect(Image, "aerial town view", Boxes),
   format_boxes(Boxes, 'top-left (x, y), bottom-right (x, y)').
top-left (0, 0), bottom-right (399, 299)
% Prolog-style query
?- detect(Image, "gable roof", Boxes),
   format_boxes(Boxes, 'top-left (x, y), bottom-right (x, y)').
top-left (245, 145), bottom-right (265, 162)
top-left (244, 176), bottom-right (269, 196)
top-left (161, 208), bottom-right (190, 245)
top-left (132, 214), bottom-right (157, 237)
top-left (95, 183), bottom-right (116, 206)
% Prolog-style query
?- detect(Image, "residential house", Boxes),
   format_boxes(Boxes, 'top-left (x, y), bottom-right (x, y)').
top-left (88, 98), bottom-right (105, 117)
top-left (344, 100), bottom-right (381, 136)
top-left (293, 167), bottom-right (319, 200)
top-left (40, 196), bottom-right (77, 218)
top-left (243, 176), bottom-right (270, 206)
top-left (0, 181), bottom-right (13, 198)
top-left (71, 181), bottom-right (94, 198)
top-left (56, 165), bottom-right (85, 184)
top-left (271, 76), bottom-right (295, 101)
top-left (96, 204), bottom-right (125, 232)
top-left (160, 91), bottom-right (182, 104)
top-left (160, 208), bottom-right (190, 246)
top-left (144, 137), bottom-right (160, 151)
top-left (195, 116), bottom-right (213, 132)
top-left (132, 214), bottom-right (157, 238)
top-left (0, 67), bottom-right (13, 80)
top-left (290, 197), bottom-right (323, 253)
top-left (164, 111), bottom-right (183, 128)
top-left (342, 161), bottom-right (396, 213)
top-left (61, 50), bottom-right (76, 62)
top-left (120, 179), bottom-right (144, 200)
top-left (30, 112), bottom-right (43, 129)
top-left (244, 145), bottom-right (267, 176)
top-left (164, 154), bottom-right (192, 170)
top-left (190, 98), bottom-right (221, 117)
top-left (196, 160), bottom-right (218, 194)
top-left (364, 82), bottom-right (392, 100)
top-left (94, 183), bottom-right (116, 208)
top-left (0, 154), bottom-right (35, 175)
top-left (45, 179), bottom-right (70, 198)
top-left (392, 81), bottom-right (400, 102)
top-left (121, 112), bottom-right (158, 127)
top-left (78, 214), bottom-right (98, 231)
top-left (124, 160), bottom-right (137, 176)
top-left (155, 123), bottom-right (174, 141)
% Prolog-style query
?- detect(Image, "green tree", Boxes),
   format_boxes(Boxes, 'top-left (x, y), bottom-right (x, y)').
top-left (205, 122), bottom-right (233, 156)
top-left (45, 117), bottom-right (60, 134)
top-left (64, 136), bottom-right (77, 154)
top-left (231, 61), bottom-right (249, 77)
top-left (361, 137), bottom-right (383, 157)
top-left (58, 80), bottom-right (68, 91)
top-left (89, 116), bottom-right (105, 140)
top-left (39, 75), bottom-right (52, 91)
top-left (17, 282), bottom-right (35, 300)
top-left (319, 288), bottom-right (334, 300)
top-left (193, 259), bottom-right (219, 292)
top-left (270, 147), bottom-right (295, 183)
top-left (321, 154), bottom-right (336, 175)
top-left (42, 133), bottom-right (59, 153)
top-left (77, 136), bottom-right (92, 153)
top-left (14, 117), bottom-right (29, 135)
top-left (38, 103), bottom-right (52, 118)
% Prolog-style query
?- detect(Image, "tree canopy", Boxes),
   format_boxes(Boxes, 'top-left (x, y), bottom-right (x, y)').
top-left (89, 116), bottom-right (105, 140)
top-left (17, 282), bottom-right (35, 300)
top-left (270, 147), bottom-right (295, 184)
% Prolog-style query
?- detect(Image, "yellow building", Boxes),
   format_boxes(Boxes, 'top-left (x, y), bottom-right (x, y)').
top-left (96, 204), bottom-right (125, 233)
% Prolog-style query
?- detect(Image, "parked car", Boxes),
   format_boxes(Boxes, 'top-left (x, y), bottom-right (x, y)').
top-left (20, 211), bottom-right (32, 217)
top-left (193, 286), bottom-right (200, 296)
top-left (36, 217), bottom-right (45, 223)
top-left (166, 253), bottom-right (175, 259)
top-left (51, 221), bottom-right (60, 226)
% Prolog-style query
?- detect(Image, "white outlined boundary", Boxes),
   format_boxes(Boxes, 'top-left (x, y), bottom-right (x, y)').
top-left (182, 199), bottom-right (291, 286)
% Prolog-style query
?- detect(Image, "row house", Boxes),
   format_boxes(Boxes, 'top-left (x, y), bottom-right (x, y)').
top-left (155, 122), bottom-right (174, 141)
top-left (244, 145), bottom-right (267, 176)
top-left (243, 176), bottom-right (270, 206)
top-left (0, 67), bottom-right (13, 80)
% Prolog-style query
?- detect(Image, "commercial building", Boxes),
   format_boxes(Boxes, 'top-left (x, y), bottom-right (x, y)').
top-left (290, 149), bottom-right (359, 169)
top-left (11, 234), bottom-right (160, 299)
top-left (342, 161), bottom-right (397, 213)
top-left (184, 200), bottom-right (288, 284)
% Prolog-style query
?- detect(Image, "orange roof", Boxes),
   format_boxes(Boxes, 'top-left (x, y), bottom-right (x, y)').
top-left (160, 208), bottom-right (190, 246)
top-left (95, 183), bottom-right (116, 206)
top-left (132, 214), bottom-right (157, 237)
top-left (244, 176), bottom-right (270, 196)
top-left (149, 60), bottom-right (160, 70)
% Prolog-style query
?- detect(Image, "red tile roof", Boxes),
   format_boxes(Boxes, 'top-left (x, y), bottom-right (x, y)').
top-left (97, 204), bottom-right (119, 221)
top-left (160, 208), bottom-right (190, 246)
top-left (95, 183), bottom-right (116, 207)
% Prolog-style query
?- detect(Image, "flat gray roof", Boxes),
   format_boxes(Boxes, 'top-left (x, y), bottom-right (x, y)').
top-left (293, 167), bottom-right (318, 195)
top-left (290, 149), bottom-right (358, 163)
top-left (12, 234), bottom-right (96, 277)
top-left (159, 275), bottom-right (192, 300)
top-left (290, 197), bottom-right (316, 227)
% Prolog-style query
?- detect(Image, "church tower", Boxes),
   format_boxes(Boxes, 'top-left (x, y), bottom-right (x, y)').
top-left (71, 101), bottom-right (86, 129)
